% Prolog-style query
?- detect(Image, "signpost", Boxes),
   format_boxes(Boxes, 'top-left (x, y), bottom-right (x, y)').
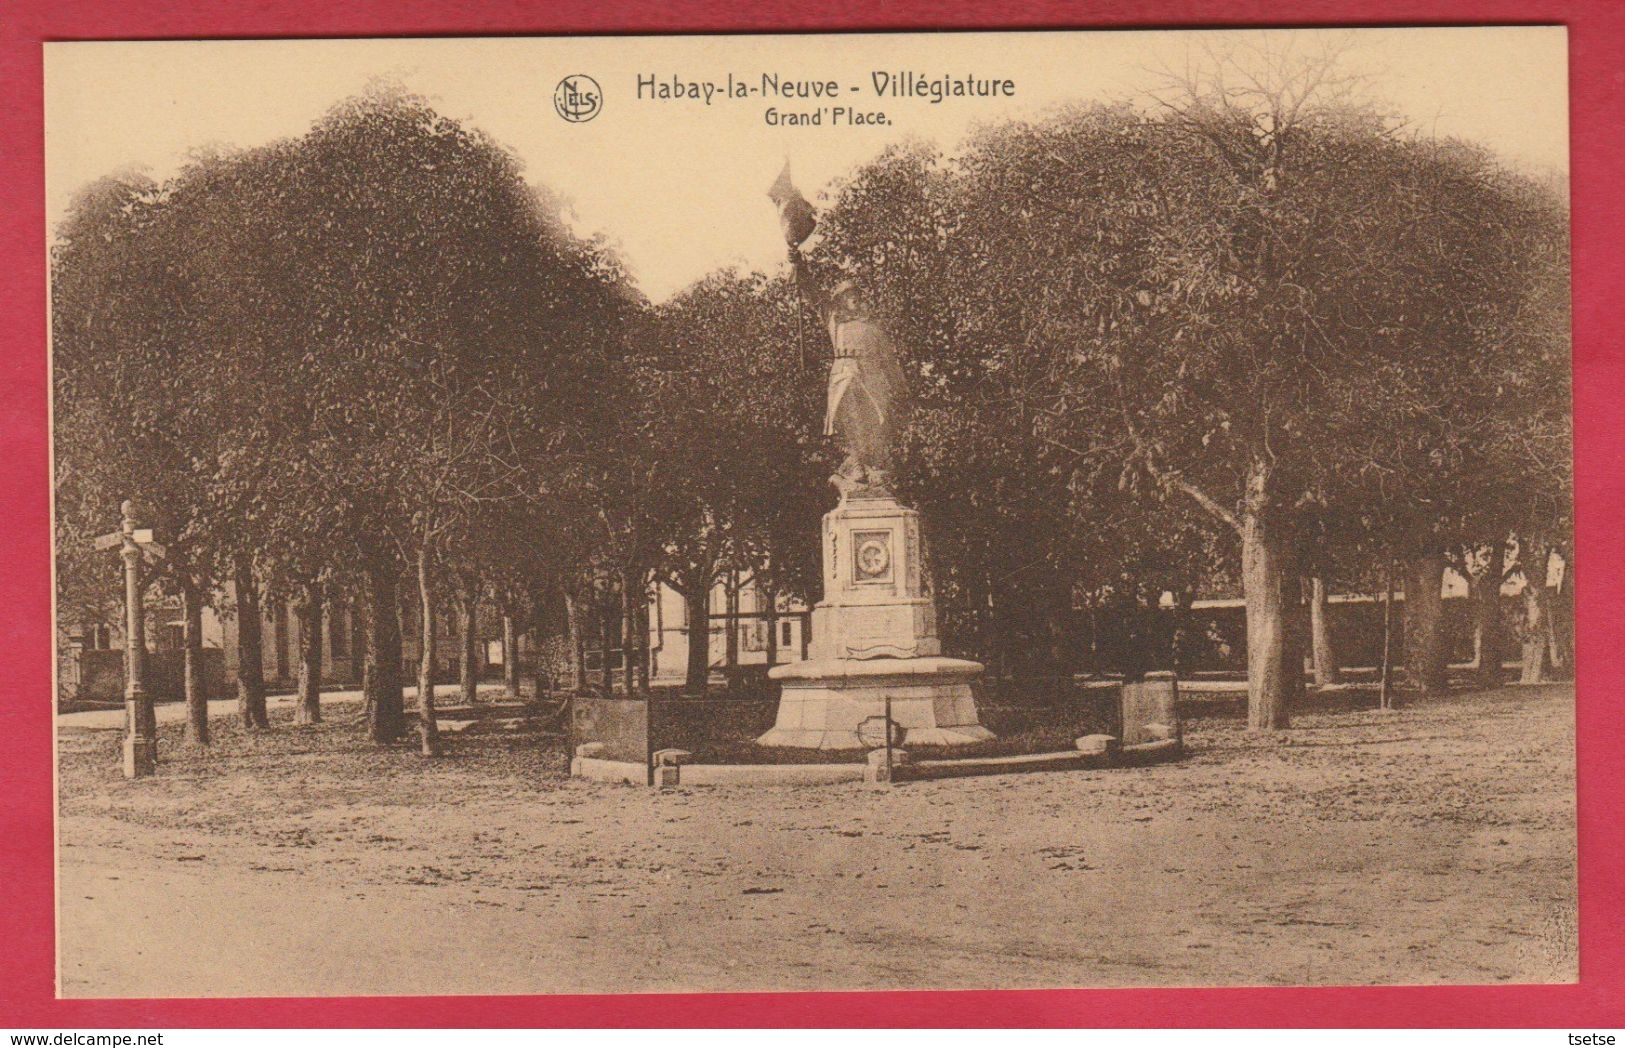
top-left (884, 693), bottom-right (893, 781)
top-left (93, 499), bottom-right (165, 778)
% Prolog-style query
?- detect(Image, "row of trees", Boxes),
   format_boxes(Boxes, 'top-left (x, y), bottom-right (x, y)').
top-left (55, 90), bottom-right (637, 753)
top-left (54, 49), bottom-right (1571, 746)
top-left (54, 88), bottom-right (835, 751)
top-left (799, 47), bottom-right (1571, 728)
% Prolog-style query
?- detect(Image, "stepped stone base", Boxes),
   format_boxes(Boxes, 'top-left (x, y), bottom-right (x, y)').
top-left (759, 495), bottom-right (994, 750)
top-left (759, 656), bottom-right (995, 750)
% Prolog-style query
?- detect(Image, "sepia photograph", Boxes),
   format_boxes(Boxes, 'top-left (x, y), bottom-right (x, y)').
top-left (44, 27), bottom-right (1575, 1000)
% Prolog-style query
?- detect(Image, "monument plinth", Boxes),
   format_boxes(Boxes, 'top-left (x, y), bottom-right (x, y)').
top-left (759, 494), bottom-right (994, 750)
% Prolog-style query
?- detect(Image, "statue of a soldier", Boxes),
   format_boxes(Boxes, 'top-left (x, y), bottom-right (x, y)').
top-left (770, 163), bottom-right (907, 499)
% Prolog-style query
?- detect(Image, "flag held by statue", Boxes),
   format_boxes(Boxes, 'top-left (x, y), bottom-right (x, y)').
top-left (768, 160), bottom-right (817, 249)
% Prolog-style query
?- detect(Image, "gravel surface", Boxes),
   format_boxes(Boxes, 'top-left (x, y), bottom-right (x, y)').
top-left (56, 682), bottom-right (1576, 997)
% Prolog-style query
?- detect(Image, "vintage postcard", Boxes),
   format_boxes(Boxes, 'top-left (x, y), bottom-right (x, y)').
top-left (47, 27), bottom-right (1573, 999)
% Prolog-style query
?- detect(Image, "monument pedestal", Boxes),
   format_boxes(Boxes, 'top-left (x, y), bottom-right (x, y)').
top-left (759, 495), bottom-right (994, 750)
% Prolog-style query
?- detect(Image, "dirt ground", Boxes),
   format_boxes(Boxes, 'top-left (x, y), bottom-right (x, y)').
top-left (55, 682), bottom-right (1577, 998)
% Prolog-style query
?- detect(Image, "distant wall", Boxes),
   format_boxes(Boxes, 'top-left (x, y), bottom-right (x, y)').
top-left (75, 648), bottom-right (226, 706)
top-left (1084, 593), bottom-right (1518, 677)
top-left (1163, 591), bottom-right (1514, 675)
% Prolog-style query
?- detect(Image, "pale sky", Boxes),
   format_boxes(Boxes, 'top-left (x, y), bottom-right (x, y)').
top-left (45, 28), bottom-right (1568, 302)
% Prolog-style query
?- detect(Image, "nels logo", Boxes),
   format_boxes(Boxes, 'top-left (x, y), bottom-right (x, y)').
top-left (553, 74), bottom-right (602, 123)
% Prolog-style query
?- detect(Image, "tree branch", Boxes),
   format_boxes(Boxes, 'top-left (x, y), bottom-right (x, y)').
top-left (1154, 465), bottom-right (1242, 535)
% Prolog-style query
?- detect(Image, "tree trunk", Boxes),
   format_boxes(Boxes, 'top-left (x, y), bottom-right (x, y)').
top-left (415, 548), bottom-right (442, 757)
top-left (340, 603), bottom-right (352, 671)
top-left (1169, 588), bottom-right (1194, 679)
top-left (636, 589), bottom-right (651, 692)
top-left (621, 569), bottom-right (637, 697)
top-left (723, 571), bottom-right (740, 690)
top-left (459, 579), bottom-right (479, 708)
top-left (1473, 540), bottom-right (1507, 689)
top-left (764, 580), bottom-right (779, 670)
top-left (1240, 479), bottom-right (1291, 731)
top-left (1285, 576), bottom-right (1308, 709)
top-left (271, 597), bottom-right (289, 685)
top-left (1520, 537), bottom-right (1552, 684)
top-left (988, 578), bottom-right (1009, 681)
top-left (294, 579), bottom-right (323, 725)
top-left (364, 560), bottom-right (405, 743)
top-left (567, 592), bottom-right (586, 691)
top-left (502, 611), bottom-right (520, 699)
top-left (684, 576), bottom-right (710, 697)
top-left (233, 555), bottom-right (269, 729)
top-left (598, 597), bottom-right (613, 695)
top-left (1405, 554), bottom-right (1447, 694)
top-left (1309, 576), bottom-right (1341, 687)
top-left (357, 583), bottom-right (373, 723)
top-left (1550, 546), bottom-right (1573, 678)
top-left (967, 570), bottom-right (991, 669)
top-left (1380, 561), bottom-right (1397, 710)
top-left (181, 575), bottom-right (209, 746)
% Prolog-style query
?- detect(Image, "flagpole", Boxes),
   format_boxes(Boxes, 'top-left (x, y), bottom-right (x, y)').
top-left (793, 247), bottom-right (806, 373)
top-left (770, 157), bottom-right (813, 375)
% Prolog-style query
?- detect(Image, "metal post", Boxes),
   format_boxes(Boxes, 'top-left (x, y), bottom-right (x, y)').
top-left (883, 692), bottom-right (894, 782)
top-left (120, 499), bottom-right (157, 777)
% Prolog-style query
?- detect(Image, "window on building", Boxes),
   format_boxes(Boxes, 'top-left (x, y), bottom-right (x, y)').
top-left (782, 620), bottom-right (792, 648)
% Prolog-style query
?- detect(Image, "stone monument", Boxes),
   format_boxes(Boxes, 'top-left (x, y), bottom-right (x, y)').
top-left (758, 164), bottom-right (993, 749)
